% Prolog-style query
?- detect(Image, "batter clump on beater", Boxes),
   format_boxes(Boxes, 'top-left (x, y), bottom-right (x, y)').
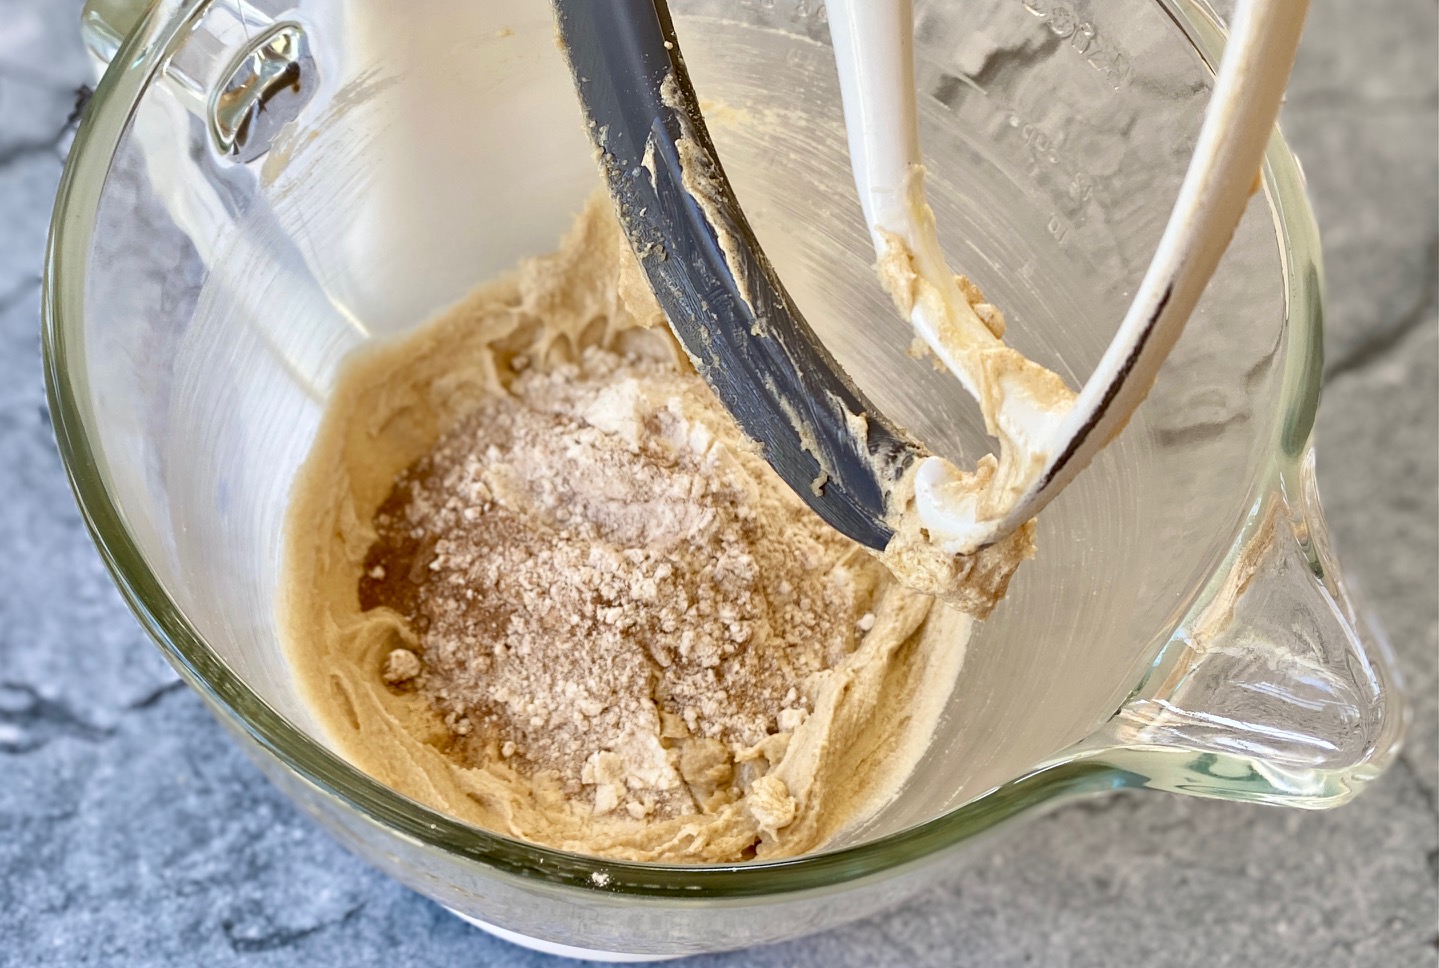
top-left (282, 198), bottom-right (971, 862)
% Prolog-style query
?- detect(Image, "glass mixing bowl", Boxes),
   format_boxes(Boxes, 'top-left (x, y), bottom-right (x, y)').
top-left (45, 0), bottom-right (1405, 959)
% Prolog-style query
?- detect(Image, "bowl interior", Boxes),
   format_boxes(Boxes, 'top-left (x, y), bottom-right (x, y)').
top-left (67, 0), bottom-right (1288, 853)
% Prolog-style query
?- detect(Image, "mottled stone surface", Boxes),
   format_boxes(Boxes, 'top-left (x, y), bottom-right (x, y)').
top-left (1, 1), bottom-right (1434, 965)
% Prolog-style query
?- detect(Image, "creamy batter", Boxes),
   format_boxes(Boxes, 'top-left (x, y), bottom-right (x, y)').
top-left (282, 198), bottom-right (970, 863)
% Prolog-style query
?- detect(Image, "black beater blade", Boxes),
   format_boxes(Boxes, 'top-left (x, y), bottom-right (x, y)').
top-left (552, 0), bottom-right (924, 550)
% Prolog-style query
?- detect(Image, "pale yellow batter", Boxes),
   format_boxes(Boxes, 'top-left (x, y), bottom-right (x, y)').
top-left (281, 198), bottom-right (971, 863)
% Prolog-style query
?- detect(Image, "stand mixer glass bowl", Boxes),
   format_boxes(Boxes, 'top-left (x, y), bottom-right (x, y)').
top-left (45, 0), bottom-right (1405, 958)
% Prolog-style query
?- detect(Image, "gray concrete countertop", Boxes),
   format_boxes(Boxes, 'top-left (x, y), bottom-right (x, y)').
top-left (2, 1), bottom-right (1434, 965)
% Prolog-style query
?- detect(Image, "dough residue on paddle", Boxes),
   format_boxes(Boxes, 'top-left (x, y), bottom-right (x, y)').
top-left (656, 74), bottom-right (1057, 617)
top-left (281, 198), bottom-right (970, 863)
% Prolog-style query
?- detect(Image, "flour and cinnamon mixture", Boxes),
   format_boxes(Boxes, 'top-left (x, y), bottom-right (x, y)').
top-left (282, 199), bottom-right (970, 863)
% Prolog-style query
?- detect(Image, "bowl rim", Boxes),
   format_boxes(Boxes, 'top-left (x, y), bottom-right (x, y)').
top-left (41, 0), bottom-right (1324, 898)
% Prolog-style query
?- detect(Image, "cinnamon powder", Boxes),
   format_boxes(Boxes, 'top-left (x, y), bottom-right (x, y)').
top-left (359, 346), bottom-right (885, 822)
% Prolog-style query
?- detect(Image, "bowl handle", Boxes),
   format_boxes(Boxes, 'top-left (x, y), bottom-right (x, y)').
top-left (1077, 447), bottom-right (1407, 807)
top-left (81, 0), bottom-right (316, 164)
